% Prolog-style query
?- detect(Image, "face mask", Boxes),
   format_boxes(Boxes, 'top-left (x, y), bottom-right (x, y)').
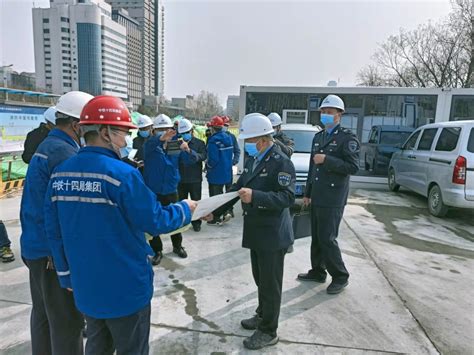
top-left (119, 135), bottom-right (133, 159)
top-left (222, 126), bottom-right (228, 132)
top-left (181, 133), bottom-right (192, 142)
top-left (80, 137), bottom-right (86, 147)
top-left (320, 113), bottom-right (335, 127)
top-left (245, 142), bottom-right (259, 157)
top-left (139, 130), bottom-right (150, 138)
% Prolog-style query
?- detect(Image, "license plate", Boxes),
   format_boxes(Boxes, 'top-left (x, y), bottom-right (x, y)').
top-left (295, 184), bottom-right (305, 195)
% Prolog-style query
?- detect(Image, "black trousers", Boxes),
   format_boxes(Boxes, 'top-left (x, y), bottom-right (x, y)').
top-left (24, 257), bottom-right (84, 355)
top-left (149, 193), bottom-right (183, 253)
top-left (178, 182), bottom-right (202, 228)
top-left (309, 206), bottom-right (349, 283)
top-left (84, 304), bottom-right (151, 355)
top-left (250, 248), bottom-right (286, 337)
top-left (209, 183), bottom-right (233, 222)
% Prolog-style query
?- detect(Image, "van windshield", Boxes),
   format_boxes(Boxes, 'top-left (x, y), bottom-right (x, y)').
top-left (468, 128), bottom-right (474, 153)
top-left (283, 130), bottom-right (316, 153)
top-left (380, 131), bottom-right (412, 146)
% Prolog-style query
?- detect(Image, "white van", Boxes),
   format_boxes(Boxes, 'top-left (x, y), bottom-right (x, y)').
top-left (388, 120), bottom-right (474, 217)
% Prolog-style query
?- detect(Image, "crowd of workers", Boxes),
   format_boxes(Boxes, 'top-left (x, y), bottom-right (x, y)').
top-left (0, 91), bottom-right (359, 353)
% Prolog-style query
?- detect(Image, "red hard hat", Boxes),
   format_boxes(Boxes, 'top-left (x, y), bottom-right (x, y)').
top-left (79, 95), bottom-right (137, 129)
top-left (207, 115), bottom-right (224, 127)
top-left (222, 116), bottom-right (231, 125)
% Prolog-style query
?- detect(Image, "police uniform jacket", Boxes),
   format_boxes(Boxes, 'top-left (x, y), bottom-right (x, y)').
top-left (44, 146), bottom-right (191, 319)
top-left (219, 145), bottom-right (296, 251)
top-left (304, 125), bottom-right (360, 208)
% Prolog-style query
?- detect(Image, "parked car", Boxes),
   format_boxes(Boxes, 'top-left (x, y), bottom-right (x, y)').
top-left (365, 125), bottom-right (415, 175)
top-left (388, 120), bottom-right (474, 217)
top-left (281, 124), bottom-right (321, 197)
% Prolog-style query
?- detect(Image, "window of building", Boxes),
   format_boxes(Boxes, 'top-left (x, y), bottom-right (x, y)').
top-left (43, 18), bottom-right (49, 23)
top-left (44, 44), bottom-right (50, 48)
top-left (46, 76), bottom-right (52, 79)
top-left (64, 83), bottom-right (72, 87)
top-left (61, 17), bottom-right (69, 23)
top-left (63, 76), bottom-right (71, 80)
top-left (45, 70), bottom-right (52, 73)
top-left (43, 29), bottom-right (50, 33)
top-left (417, 128), bottom-right (438, 151)
top-left (61, 28), bottom-right (70, 33)
top-left (62, 50), bottom-right (71, 54)
top-left (63, 70), bottom-right (71, 73)
top-left (435, 127), bottom-right (461, 152)
top-left (61, 36), bottom-right (69, 41)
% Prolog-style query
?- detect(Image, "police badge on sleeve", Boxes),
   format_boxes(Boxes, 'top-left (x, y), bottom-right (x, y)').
top-left (348, 140), bottom-right (360, 153)
top-left (278, 172), bottom-right (291, 187)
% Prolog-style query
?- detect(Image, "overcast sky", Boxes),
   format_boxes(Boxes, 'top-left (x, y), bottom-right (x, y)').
top-left (1, 0), bottom-right (452, 105)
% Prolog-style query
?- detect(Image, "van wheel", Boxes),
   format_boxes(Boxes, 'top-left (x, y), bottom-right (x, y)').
top-left (388, 169), bottom-right (400, 192)
top-left (428, 185), bottom-right (448, 217)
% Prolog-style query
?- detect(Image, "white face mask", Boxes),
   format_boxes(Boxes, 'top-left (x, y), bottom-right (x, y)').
top-left (80, 137), bottom-right (86, 147)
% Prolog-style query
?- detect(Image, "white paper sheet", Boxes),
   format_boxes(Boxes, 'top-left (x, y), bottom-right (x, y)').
top-left (192, 192), bottom-right (239, 221)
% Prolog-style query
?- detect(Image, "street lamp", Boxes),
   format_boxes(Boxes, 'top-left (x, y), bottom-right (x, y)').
top-left (1, 64), bottom-right (14, 88)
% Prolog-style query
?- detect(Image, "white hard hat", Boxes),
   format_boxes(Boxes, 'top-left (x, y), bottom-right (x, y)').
top-left (56, 91), bottom-right (94, 118)
top-left (319, 94), bottom-right (345, 112)
top-left (178, 118), bottom-right (193, 134)
top-left (153, 114), bottom-right (173, 128)
top-left (136, 114), bottom-right (153, 129)
top-left (239, 113), bottom-right (274, 140)
top-left (267, 112), bottom-right (282, 127)
top-left (44, 106), bottom-right (57, 125)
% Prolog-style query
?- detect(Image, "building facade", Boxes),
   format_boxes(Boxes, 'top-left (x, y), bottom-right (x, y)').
top-left (105, 0), bottom-right (163, 98)
top-left (112, 8), bottom-right (142, 109)
top-left (33, 0), bottom-right (127, 98)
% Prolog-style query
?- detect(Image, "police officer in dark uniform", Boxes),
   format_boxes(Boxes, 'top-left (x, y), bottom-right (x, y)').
top-left (297, 95), bottom-right (360, 294)
top-left (213, 113), bottom-right (295, 350)
top-left (267, 112), bottom-right (295, 158)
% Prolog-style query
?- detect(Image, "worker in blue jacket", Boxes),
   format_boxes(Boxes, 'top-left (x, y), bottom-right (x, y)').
top-left (143, 113), bottom-right (188, 265)
top-left (222, 116), bottom-right (240, 218)
top-left (206, 115), bottom-right (234, 225)
top-left (20, 90), bottom-right (93, 355)
top-left (44, 96), bottom-right (197, 355)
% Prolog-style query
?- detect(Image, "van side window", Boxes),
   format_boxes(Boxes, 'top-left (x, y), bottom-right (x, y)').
top-left (417, 128), bottom-right (438, 151)
top-left (368, 128), bottom-right (378, 144)
top-left (467, 128), bottom-right (474, 153)
top-left (403, 130), bottom-right (421, 150)
top-left (435, 127), bottom-right (461, 152)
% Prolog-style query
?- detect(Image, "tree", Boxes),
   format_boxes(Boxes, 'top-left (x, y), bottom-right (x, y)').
top-left (137, 105), bottom-right (157, 117)
top-left (357, 0), bottom-right (473, 88)
top-left (190, 90), bottom-right (223, 120)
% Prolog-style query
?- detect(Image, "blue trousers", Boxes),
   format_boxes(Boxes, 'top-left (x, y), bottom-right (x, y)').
top-left (84, 304), bottom-right (151, 355)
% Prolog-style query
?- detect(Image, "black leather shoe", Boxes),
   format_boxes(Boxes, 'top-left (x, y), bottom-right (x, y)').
top-left (193, 224), bottom-right (201, 232)
top-left (297, 272), bottom-right (326, 283)
top-left (243, 330), bottom-right (279, 350)
top-left (240, 314), bottom-right (262, 330)
top-left (327, 281), bottom-right (348, 294)
top-left (151, 251), bottom-right (163, 266)
top-left (173, 247), bottom-right (188, 258)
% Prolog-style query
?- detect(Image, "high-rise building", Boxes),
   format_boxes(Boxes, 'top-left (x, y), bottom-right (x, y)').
top-left (105, 0), bottom-right (162, 98)
top-left (226, 95), bottom-right (240, 119)
top-left (33, 0), bottom-right (127, 98)
top-left (112, 8), bottom-right (142, 109)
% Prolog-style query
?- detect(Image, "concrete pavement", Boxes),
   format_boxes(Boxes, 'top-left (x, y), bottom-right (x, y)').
top-left (0, 185), bottom-right (472, 354)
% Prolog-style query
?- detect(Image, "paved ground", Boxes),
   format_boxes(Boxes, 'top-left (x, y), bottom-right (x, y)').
top-left (0, 182), bottom-right (473, 354)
